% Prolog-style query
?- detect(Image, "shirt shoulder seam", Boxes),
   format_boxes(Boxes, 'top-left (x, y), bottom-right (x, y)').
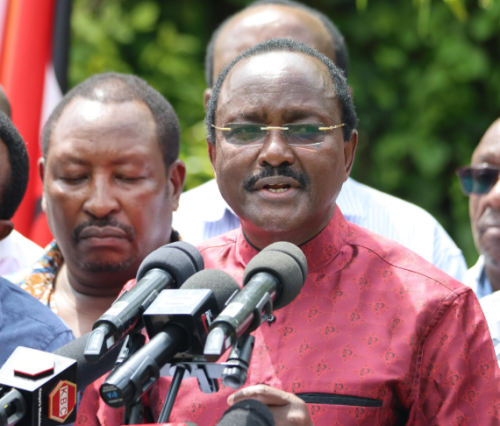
top-left (199, 239), bottom-right (237, 253)
top-left (348, 240), bottom-right (470, 294)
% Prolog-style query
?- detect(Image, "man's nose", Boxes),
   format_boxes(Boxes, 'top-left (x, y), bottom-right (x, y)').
top-left (257, 129), bottom-right (295, 168)
top-left (82, 176), bottom-right (120, 218)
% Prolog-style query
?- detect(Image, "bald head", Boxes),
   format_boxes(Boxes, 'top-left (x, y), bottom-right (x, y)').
top-left (0, 85), bottom-right (11, 118)
top-left (205, 0), bottom-right (348, 88)
top-left (472, 119), bottom-right (500, 167)
top-left (214, 5), bottom-right (334, 82)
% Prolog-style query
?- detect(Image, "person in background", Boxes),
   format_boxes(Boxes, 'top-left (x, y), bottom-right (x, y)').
top-left (0, 85), bottom-right (43, 275)
top-left (458, 117), bottom-right (500, 361)
top-left (0, 110), bottom-right (73, 366)
top-left (78, 39), bottom-right (500, 426)
top-left (6, 73), bottom-right (185, 338)
top-left (173, 0), bottom-right (467, 282)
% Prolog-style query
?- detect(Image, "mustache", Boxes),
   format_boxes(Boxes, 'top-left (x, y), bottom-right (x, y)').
top-left (242, 164), bottom-right (310, 191)
top-left (72, 218), bottom-right (135, 243)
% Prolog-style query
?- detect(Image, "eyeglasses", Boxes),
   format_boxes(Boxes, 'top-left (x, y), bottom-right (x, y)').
top-left (456, 163), bottom-right (500, 195)
top-left (211, 122), bottom-right (345, 146)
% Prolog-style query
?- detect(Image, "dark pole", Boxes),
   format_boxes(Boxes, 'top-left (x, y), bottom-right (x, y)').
top-left (52, 0), bottom-right (73, 93)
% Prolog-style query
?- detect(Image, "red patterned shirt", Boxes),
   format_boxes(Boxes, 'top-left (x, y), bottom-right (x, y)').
top-left (76, 207), bottom-right (500, 425)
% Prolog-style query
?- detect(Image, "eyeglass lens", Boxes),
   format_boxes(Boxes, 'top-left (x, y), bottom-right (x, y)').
top-left (224, 123), bottom-right (328, 146)
top-left (458, 167), bottom-right (500, 195)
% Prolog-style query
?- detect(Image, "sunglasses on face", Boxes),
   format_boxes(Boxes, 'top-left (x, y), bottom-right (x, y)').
top-left (211, 122), bottom-right (345, 147)
top-left (456, 163), bottom-right (500, 196)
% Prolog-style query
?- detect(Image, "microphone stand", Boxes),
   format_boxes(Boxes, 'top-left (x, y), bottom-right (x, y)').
top-left (157, 365), bottom-right (186, 423)
top-left (156, 334), bottom-right (255, 423)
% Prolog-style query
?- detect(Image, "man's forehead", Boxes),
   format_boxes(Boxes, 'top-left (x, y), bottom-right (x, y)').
top-left (473, 119), bottom-right (500, 164)
top-left (214, 5), bottom-right (334, 77)
top-left (218, 51), bottom-right (336, 116)
top-left (223, 51), bottom-right (331, 91)
top-left (53, 98), bottom-right (156, 143)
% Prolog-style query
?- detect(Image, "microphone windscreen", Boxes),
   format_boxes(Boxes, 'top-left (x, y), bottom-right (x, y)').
top-left (263, 242), bottom-right (308, 282)
top-left (181, 269), bottom-right (240, 311)
top-left (136, 242), bottom-right (204, 285)
top-left (217, 399), bottom-right (275, 426)
top-left (243, 242), bottom-right (307, 310)
top-left (54, 333), bottom-right (124, 390)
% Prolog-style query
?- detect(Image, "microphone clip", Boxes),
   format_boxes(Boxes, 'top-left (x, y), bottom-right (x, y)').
top-left (249, 293), bottom-right (273, 333)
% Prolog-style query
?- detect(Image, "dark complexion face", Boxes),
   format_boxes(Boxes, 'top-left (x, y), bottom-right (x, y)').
top-left (40, 98), bottom-right (185, 291)
top-left (209, 52), bottom-right (357, 248)
top-left (205, 4), bottom-right (335, 105)
top-left (470, 119), bottom-right (500, 269)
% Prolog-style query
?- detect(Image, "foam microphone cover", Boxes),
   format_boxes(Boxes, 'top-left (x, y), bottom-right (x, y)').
top-left (53, 333), bottom-right (124, 390)
top-left (180, 269), bottom-right (240, 311)
top-left (136, 241), bottom-right (204, 285)
top-left (217, 399), bottom-right (275, 426)
top-left (243, 242), bottom-right (307, 310)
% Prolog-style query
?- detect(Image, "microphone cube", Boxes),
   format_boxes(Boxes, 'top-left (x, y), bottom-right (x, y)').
top-left (143, 289), bottom-right (219, 356)
top-left (0, 347), bottom-right (77, 426)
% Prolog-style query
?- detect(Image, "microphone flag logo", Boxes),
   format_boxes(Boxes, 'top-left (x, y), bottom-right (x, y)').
top-left (48, 380), bottom-right (77, 422)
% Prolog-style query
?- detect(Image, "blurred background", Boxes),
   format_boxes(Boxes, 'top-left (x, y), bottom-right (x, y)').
top-left (5, 0), bottom-right (500, 265)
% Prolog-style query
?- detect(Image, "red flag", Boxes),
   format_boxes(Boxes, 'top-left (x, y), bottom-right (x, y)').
top-left (0, 0), bottom-right (71, 247)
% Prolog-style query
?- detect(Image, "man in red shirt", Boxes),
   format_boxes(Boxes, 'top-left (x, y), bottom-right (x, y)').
top-left (77, 40), bottom-right (500, 426)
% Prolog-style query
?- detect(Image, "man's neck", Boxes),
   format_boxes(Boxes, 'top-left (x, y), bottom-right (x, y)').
top-left (53, 263), bottom-right (130, 338)
top-left (241, 215), bottom-right (332, 250)
top-left (485, 261), bottom-right (500, 293)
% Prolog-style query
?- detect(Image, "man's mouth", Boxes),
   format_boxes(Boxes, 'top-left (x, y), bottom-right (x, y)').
top-left (263, 183), bottom-right (292, 193)
top-left (72, 219), bottom-right (135, 244)
top-left (252, 176), bottom-right (300, 193)
top-left (79, 226), bottom-right (128, 240)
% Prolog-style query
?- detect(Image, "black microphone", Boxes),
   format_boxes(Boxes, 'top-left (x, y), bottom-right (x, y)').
top-left (100, 269), bottom-right (240, 408)
top-left (84, 242), bottom-right (204, 363)
top-left (204, 242), bottom-right (307, 361)
top-left (217, 399), bottom-right (275, 426)
top-left (54, 332), bottom-right (124, 390)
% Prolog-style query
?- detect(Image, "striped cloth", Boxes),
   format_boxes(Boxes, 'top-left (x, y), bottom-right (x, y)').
top-left (173, 177), bottom-right (467, 282)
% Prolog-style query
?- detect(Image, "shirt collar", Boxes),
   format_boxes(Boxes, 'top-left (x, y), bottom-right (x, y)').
top-left (198, 179), bottom-right (235, 223)
top-left (234, 206), bottom-right (349, 272)
top-left (466, 255), bottom-right (493, 299)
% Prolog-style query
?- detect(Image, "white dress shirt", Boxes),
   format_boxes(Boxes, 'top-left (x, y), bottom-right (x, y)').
top-left (464, 255), bottom-right (493, 299)
top-left (173, 177), bottom-right (467, 281)
top-left (479, 291), bottom-right (500, 364)
top-left (0, 230), bottom-right (44, 276)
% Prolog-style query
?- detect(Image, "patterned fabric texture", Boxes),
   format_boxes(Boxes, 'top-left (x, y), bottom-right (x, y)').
top-left (76, 208), bottom-right (500, 425)
top-left (5, 241), bottom-right (62, 313)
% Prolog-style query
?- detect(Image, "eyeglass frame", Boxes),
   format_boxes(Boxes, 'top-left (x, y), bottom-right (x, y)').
top-left (211, 122), bottom-right (346, 147)
top-left (456, 162), bottom-right (500, 196)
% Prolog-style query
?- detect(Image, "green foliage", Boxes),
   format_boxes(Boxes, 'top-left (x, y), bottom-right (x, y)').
top-left (70, 0), bottom-right (500, 266)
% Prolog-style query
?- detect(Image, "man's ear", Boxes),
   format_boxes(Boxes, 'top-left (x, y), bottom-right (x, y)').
top-left (348, 85), bottom-right (354, 98)
top-left (38, 157), bottom-right (48, 213)
top-left (38, 157), bottom-right (45, 182)
top-left (344, 129), bottom-right (358, 179)
top-left (203, 88), bottom-right (212, 110)
top-left (207, 139), bottom-right (217, 177)
top-left (0, 220), bottom-right (13, 241)
top-left (168, 159), bottom-right (186, 212)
